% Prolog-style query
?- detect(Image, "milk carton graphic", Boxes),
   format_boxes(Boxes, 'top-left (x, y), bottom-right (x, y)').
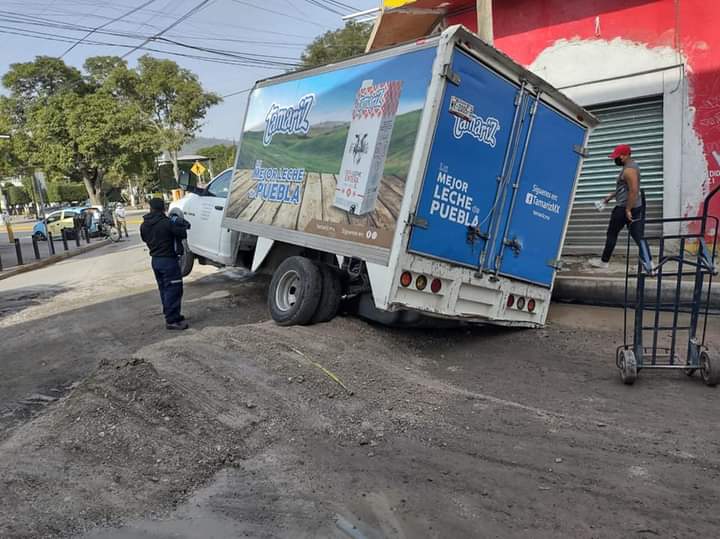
top-left (335, 79), bottom-right (403, 215)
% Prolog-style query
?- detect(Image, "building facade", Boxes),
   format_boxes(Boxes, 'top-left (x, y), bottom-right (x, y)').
top-left (371, 0), bottom-right (719, 250)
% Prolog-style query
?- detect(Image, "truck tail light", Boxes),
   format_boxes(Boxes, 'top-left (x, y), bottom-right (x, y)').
top-left (527, 298), bottom-right (536, 313)
top-left (507, 294), bottom-right (515, 308)
top-left (400, 271), bottom-right (412, 287)
top-left (430, 278), bottom-right (442, 294)
top-left (416, 275), bottom-right (427, 291)
top-left (516, 296), bottom-right (526, 310)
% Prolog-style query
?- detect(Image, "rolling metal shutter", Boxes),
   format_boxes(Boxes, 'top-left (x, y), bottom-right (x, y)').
top-left (563, 96), bottom-right (664, 254)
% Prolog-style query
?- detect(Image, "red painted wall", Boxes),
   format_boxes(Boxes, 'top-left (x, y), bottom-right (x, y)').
top-left (446, 4), bottom-right (476, 30)
top-left (491, 0), bottom-right (720, 234)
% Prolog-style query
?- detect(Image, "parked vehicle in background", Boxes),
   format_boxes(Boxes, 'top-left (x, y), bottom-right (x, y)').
top-left (97, 219), bottom-right (121, 242)
top-left (32, 207), bottom-right (85, 240)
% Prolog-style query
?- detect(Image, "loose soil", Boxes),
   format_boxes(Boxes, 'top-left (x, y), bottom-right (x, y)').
top-left (2, 309), bottom-right (719, 538)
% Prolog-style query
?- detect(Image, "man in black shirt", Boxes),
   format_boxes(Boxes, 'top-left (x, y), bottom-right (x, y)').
top-left (589, 143), bottom-right (653, 274)
top-left (140, 198), bottom-right (191, 330)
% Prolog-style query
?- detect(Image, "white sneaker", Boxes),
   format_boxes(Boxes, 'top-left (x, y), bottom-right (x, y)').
top-left (588, 258), bottom-right (609, 269)
top-left (641, 258), bottom-right (656, 277)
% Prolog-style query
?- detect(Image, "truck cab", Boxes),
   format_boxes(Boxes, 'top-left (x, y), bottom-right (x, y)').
top-left (169, 168), bottom-right (256, 275)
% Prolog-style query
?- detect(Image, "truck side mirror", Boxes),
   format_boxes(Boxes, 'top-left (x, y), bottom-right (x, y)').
top-left (177, 170), bottom-right (190, 189)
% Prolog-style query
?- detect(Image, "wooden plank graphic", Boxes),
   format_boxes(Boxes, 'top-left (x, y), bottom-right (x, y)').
top-left (225, 169), bottom-right (407, 249)
top-left (296, 172), bottom-right (324, 232)
top-left (320, 173), bottom-right (349, 224)
top-left (226, 169), bottom-right (256, 219)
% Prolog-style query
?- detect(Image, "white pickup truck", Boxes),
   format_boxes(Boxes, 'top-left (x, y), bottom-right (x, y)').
top-left (171, 27), bottom-right (596, 328)
top-left (169, 168), bottom-right (257, 277)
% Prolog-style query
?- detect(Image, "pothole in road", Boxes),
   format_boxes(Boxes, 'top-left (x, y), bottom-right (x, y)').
top-left (0, 285), bottom-right (68, 318)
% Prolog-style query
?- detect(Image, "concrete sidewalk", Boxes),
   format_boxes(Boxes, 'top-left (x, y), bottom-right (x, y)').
top-left (554, 255), bottom-right (720, 308)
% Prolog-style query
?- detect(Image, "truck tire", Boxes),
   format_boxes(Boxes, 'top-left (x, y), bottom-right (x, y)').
top-left (268, 256), bottom-right (322, 326)
top-left (311, 263), bottom-right (342, 323)
top-left (179, 241), bottom-right (194, 277)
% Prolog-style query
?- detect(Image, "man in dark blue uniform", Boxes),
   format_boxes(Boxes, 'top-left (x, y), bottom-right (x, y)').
top-left (140, 198), bottom-right (191, 330)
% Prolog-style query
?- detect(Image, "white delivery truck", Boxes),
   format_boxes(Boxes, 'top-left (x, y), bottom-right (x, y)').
top-left (173, 26), bottom-right (597, 327)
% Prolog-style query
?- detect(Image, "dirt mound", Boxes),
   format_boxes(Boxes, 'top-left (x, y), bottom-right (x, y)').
top-left (0, 356), bottom-right (251, 539)
top-left (0, 317), bottom-right (438, 538)
top-left (5, 315), bottom-right (717, 538)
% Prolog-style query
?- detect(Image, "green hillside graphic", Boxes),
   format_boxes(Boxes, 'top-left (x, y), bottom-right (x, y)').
top-left (237, 109), bottom-right (422, 178)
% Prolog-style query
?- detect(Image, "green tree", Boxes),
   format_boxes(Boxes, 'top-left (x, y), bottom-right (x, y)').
top-left (300, 21), bottom-right (372, 68)
top-left (1, 56), bottom-right (86, 119)
top-left (132, 56), bottom-right (221, 183)
top-left (46, 182), bottom-right (88, 203)
top-left (1, 183), bottom-right (30, 205)
top-left (0, 112), bottom-right (19, 179)
top-left (27, 91), bottom-right (155, 205)
top-left (196, 144), bottom-right (236, 176)
top-left (84, 56), bottom-right (129, 88)
top-left (1, 56), bottom-right (162, 206)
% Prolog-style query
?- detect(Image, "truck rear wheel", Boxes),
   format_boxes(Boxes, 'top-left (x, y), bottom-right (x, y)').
top-left (268, 256), bottom-right (322, 326)
top-left (311, 263), bottom-right (342, 323)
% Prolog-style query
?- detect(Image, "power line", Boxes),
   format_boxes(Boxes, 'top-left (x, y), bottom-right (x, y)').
top-left (121, 0), bottom-right (215, 59)
top-left (230, 0), bottom-right (329, 28)
top-left (158, 37), bottom-right (301, 65)
top-left (304, 0), bottom-right (346, 17)
top-left (0, 11), bottom-right (308, 54)
top-left (60, 0), bottom-right (160, 58)
top-left (0, 27), bottom-right (295, 69)
top-left (222, 87), bottom-right (252, 98)
top-left (0, 9), bottom-right (303, 68)
top-left (321, 0), bottom-right (359, 11)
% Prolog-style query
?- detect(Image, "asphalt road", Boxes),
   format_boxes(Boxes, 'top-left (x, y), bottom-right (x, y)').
top-left (1, 240), bottom-right (719, 538)
top-left (0, 234), bottom-right (260, 435)
top-left (0, 217), bottom-right (142, 271)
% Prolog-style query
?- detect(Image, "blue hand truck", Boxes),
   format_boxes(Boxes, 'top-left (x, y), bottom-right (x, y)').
top-left (617, 184), bottom-right (719, 385)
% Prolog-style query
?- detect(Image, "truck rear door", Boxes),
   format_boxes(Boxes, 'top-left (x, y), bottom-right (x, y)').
top-left (491, 102), bottom-right (586, 286)
top-left (407, 48), bottom-right (586, 287)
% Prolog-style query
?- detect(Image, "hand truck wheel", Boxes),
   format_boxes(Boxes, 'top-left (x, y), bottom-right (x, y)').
top-left (619, 349), bottom-right (637, 385)
top-left (700, 351), bottom-right (720, 387)
top-left (684, 357), bottom-right (697, 377)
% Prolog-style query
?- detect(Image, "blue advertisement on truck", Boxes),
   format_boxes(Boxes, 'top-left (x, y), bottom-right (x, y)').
top-left (225, 46), bottom-right (437, 250)
top-left (408, 49), bottom-right (586, 287)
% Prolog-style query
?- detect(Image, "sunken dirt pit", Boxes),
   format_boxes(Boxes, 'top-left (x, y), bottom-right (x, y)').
top-left (2, 317), bottom-right (720, 538)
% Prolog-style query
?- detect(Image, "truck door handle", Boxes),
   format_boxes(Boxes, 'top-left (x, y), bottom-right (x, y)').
top-left (214, 205), bottom-right (224, 211)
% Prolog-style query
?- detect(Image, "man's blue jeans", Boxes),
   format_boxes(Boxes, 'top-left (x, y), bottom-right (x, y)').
top-left (151, 256), bottom-right (183, 324)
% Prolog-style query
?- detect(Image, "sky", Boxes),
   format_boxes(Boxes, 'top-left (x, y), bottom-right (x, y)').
top-left (0, 0), bottom-right (379, 141)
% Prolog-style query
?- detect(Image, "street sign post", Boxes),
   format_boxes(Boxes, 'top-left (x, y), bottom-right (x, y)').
top-left (191, 160), bottom-right (206, 179)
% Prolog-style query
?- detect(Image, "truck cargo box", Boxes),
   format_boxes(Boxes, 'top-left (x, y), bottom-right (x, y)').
top-left (223, 26), bottom-right (597, 326)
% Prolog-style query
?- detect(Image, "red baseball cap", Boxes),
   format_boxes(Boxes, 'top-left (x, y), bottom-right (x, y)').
top-left (609, 144), bottom-right (632, 159)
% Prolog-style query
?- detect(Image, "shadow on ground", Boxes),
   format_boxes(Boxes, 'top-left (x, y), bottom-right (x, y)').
top-left (0, 271), bottom-right (269, 437)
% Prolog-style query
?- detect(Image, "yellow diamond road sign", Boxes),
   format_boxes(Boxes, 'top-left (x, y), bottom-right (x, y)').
top-left (191, 161), bottom-right (206, 177)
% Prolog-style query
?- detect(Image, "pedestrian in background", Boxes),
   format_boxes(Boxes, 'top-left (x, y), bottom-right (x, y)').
top-left (83, 208), bottom-right (95, 237)
top-left (140, 198), bottom-right (191, 330)
top-left (590, 144), bottom-right (653, 273)
top-left (114, 203), bottom-right (129, 238)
